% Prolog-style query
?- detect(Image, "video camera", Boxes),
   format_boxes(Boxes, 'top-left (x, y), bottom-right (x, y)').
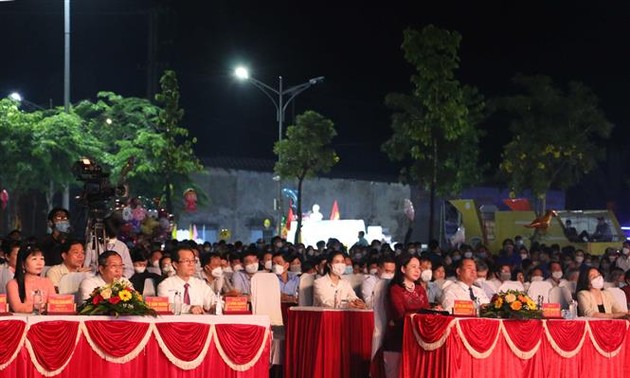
top-left (72, 158), bottom-right (126, 210)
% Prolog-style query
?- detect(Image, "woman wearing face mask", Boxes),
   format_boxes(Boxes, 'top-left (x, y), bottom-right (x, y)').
top-left (382, 253), bottom-right (430, 378)
top-left (159, 256), bottom-right (176, 278)
top-left (576, 267), bottom-right (629, 318)
top-left (313, 251), bottom-right (366, 309)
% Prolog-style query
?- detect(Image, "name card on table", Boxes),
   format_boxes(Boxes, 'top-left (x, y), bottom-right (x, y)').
top-left (542, 303), bottom-right (562, 318)
top-left (145, 296), bottom-right (171, 314)
top-left (452, 300), bottom-right (476, 316)
top-left (47, 294), bottom-right (76, 314)
top-left (224, 296), bottom-right (251, 314)
top-left (0, 294), bottom-right (6, 313)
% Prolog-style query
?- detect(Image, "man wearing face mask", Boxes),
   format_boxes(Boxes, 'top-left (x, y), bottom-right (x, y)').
top-left (361, 255), bottom-right (395, 308)
top-left (615, 242), bottom-right (630, 272)
top-left (200, 252), bottom-right (236, 295)
top-left (272, 252), bottom-right (300, 303)
top-left (129, 248), bottom-right (163, 295)
top-left (231, 250), bottom-right (260, 296)
top-left (41, 208), bottom-right (72, 266)
top-left (418, 256), bottom-right (442, 305)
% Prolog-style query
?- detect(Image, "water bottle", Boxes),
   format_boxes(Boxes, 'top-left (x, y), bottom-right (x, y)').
top-left (173, 291), bottom-right (182, 315)
top-left (215, 292), bottom-right (223, 315)
top-left (333, 289), bottom-right (339, 309)
top-left (32, 290), bottom-right (43, 315)
top-left (569, 300), bottom-right (577, 319)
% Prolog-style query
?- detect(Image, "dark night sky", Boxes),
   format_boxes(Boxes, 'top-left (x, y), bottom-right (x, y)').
top-left (1, 0), bottom-right (629, 180)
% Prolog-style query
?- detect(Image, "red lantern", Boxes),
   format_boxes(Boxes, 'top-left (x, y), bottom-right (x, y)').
top-left (183, 189), bottom-right (197, 212)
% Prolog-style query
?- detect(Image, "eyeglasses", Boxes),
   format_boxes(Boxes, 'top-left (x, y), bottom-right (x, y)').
top-left (177, 259), bottom-right (196, 264)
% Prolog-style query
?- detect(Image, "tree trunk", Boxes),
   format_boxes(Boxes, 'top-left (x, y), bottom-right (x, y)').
top-left (294, 177), bottom-right (304, 245)
top-left (428, 138), bottom-right (438, 241)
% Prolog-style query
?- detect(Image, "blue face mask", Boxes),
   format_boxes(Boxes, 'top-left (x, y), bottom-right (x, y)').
top-left (344, 266), bottom-right (353, 275)
top-left (55, 220), bottom-right (71, 234)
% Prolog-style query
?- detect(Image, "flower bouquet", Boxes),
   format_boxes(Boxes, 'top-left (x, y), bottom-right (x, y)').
top-left (78, 278), bottom-right (157, 317)
top-left (480, 290), bottom-right (542, 319)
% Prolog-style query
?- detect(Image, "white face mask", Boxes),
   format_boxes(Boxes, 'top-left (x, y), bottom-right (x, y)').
top-left (162, 264), bottom-right (174, 276)
top-left (369, 268), bottom-right (378, 275)
top-left (344, 265), bottom-right (353, 275)
top-left (591, 276), bottom-right (604, 290)
top-left (380, 272), bottom-right (394, 280)
top-left (623, 248), bottom-right (630, 256)
top-left (151, 260), bottom-right (160, 268)
top-left (223, 266), bottom-right (233, 273)
top-left (233, 264), bottom-right (244, 272)
top-left (463, 251), bottom-right (473, 259)
top-left (331, 263), bottom-right (346, 277)
top-left (575, 256), bottom-right (584, 264)
top-left (531, 276), bottom-right (543, 282)
top-left (520, 254), bottom-right (528, 260)
top-left (421, 269), bottom-right (432, 282)
top-left (264, 260), bottom-right (273, 270)
top-left (134, 266), bottom-right (146, 274)
top-left (552, 271), bottom-right (563, 280)
top-left (474, 277), bottom-right (486, 284)
top-left (211, 266), bottom-right (223, 278)
top-left (245, 263), bottom-right (259, 274)
top-left (273, 264), bottom-right (285, 275)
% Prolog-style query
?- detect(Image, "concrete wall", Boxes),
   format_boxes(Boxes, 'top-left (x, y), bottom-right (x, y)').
top-left (177, 168), bottom-right (411, 245)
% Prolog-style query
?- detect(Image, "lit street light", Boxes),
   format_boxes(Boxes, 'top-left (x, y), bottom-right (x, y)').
top-left (234, 66), bottom-right (324, 236)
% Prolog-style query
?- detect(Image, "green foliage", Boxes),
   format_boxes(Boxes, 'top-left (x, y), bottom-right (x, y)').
top-left (382, 26), bottom-right (485, 196)
top-left (274, 110), bottom-right (338, 243)
top-left (274, 110), bottom-right (338, 181)
top-left (73, 71), bottom-right (205, 215)
top-left (496, 75), bottom-right (613, 200)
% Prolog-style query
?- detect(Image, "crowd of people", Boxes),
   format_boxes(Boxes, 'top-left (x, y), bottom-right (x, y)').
top-left (1, 208), bottom-right (630, 376)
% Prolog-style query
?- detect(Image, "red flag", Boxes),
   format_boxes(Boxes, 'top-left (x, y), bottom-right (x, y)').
top-left (330, 200), bottom-right (340, 220)
top-left (286, 201), bottom-right (294, 230)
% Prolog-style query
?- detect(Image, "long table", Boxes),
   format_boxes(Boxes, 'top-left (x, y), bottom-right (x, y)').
top-left (285, 306), bottom-right (374, 378)
top-left (0, 314), bottom-right (271, 378)
top-left (401, 314), bottom-right (630, 378)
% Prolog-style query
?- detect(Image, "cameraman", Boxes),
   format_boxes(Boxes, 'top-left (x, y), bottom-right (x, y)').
top-left (41, 208), bottom-right (72, 266)
top-left (84, 216), bottom-right (134, 278)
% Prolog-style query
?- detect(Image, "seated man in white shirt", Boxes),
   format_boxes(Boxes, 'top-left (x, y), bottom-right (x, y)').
top-left (441, 258), bottom-right (490, 313)
top-left (361, 255), bottom-right (396, 308)
top-left (158, 245), bottom-right (217, 314)
top-left (231, 250), bottom-right (260, 296)
top-left (473, 259), bottom-right (497, 300)
top-left (79, 250), bottom-right (126, 300)
top-left (46, 239), bottom-right (91, 290)
top-left (0, 240), bottom-right (19, 295)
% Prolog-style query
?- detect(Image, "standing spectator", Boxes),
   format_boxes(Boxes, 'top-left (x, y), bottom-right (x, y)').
top-left (41, 208), bottom-right (72, 266)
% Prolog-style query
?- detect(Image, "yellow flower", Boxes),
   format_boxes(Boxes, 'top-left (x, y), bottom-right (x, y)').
top-left (527, 300), bottom-right (537, 309)
top-left (505, 293), bottom-right (516, 303)
top-left (119, 289), bottom-right (133, 302)
top-left (135, 292), bottom-right (143, 301)
top-left (101, 288), bottom-right (112, 300)
top-left (494, 298), bottom-right (503, 309)
top-left (510, 301), bottom-right (522, 311)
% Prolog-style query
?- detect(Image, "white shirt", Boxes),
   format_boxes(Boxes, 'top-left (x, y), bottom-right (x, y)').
top-left (158, 275), bottom-right (216, 313)
top-left (84, 238), bottom-right (135, 279)
top-left (441, 280), bottom-right (490, 313)
top-left (79, 274), bottom-right (106, 301)
top-left (313, 273), bottom-right (358, 308)
top-left (0, 266), bottom-right (14, 295)
top-left (46, 264), bottom-right (71, 287)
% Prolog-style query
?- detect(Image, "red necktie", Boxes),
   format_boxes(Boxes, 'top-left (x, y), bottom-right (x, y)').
top-left (183, 283), bottom-right (191, 305)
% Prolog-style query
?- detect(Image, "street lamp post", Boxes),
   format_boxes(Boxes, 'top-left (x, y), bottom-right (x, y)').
top-left (234, 67), bottom-right (324, 236)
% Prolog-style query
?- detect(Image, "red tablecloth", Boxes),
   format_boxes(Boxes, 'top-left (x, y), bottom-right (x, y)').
top-left (285, 307), bottom-right (374, 378)
top-left (0, 315), bottom-right (271, 378)
top-left (401, 314), bottom-right (630, 378)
